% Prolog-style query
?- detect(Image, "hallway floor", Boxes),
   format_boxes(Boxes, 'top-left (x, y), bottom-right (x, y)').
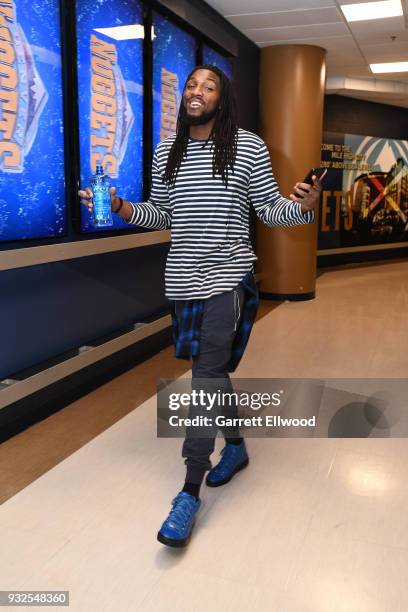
top-left (1, 260), bottom-right (407, 612)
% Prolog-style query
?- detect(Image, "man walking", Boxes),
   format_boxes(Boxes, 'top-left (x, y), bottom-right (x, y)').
top-left (79, 65), bottom-right (324, 548)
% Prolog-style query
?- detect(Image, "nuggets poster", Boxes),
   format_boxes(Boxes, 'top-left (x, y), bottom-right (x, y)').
top-left (0, 0), bottom-right (65, 242)
top-left (319, 132), bottom-right (408, 250)
top-left (152, 12), bottom-right (196, 151)
top-left (203, 44), bottom-right (233, 81)
top-left (76, 0), bottom-right (143, 233)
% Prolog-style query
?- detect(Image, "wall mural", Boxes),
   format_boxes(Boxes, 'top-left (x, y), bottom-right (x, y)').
top-left (319, 132), bottom-right (408, 250)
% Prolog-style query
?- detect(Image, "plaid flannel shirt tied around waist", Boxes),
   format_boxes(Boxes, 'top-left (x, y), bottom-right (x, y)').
top-left (170, 271), bottom-right (259, 373)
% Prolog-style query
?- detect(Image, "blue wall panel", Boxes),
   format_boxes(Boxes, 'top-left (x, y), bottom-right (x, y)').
top-left (76, 0), bottom-right (144, 234)
top-left (0, 0), bottom-right (65, 242)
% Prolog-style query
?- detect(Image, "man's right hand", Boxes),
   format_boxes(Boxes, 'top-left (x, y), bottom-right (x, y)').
top-left (78, 186), bottom-right (121, 213)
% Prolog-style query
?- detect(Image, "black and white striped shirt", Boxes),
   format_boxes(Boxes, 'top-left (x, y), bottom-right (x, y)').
top-left (129, 128), bottom-right (313, 299)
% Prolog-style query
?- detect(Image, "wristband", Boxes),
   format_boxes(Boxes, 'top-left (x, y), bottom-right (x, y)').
top-left (115, 197), bottom-right (124, 213)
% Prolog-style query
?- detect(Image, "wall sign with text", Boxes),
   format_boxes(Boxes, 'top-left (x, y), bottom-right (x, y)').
top-left (76, 0), bottom-right (144, 233)
top-left (318, 132), bottom-right (408, 250)
top-left (0, 0), bottom-right (66, 242)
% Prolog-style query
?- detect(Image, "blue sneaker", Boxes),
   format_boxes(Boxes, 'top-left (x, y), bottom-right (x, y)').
top-left (157, 491), bottom-right (201, 547)
top-left (206, 440), bottom-right (249, 487)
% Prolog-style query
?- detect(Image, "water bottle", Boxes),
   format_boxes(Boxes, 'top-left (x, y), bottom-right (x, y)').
top-left (90, 165), bottom-right (113, 227)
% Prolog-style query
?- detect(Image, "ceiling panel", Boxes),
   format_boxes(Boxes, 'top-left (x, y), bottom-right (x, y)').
top-left (327, 64), bottom-right (374, 79)
top-left (204, 0), bottom-right (408, 107)
top-left (326, 51), bottom-right (366, 66)
top-left (326, 66), bottom-right (373, 78)
top-left (361, 41), bottom-right (408, 62)
top-left (348, 16), bottom-right (407, 40)
top-left (257, 34), bottom-right (356, 49)
top-left (257, 35), bottom-right (355, 48)
top-left (324, 46), bottom-right (364, 62)
top-left (248, 22), bottom-right (349, 43)
top-left (227, 7), bottom-right (342, 29)
top-left (209, 0), bottom-right (336, 15)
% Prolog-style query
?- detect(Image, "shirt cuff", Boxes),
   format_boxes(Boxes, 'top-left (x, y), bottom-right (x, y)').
top-left (128, 202), bottom-right (139, 225)
top-left (295, 201), bottom-right (314, 224)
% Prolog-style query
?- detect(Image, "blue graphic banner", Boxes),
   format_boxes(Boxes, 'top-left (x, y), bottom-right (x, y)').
top-left (152, 12), bottom-right (196, 151)
top-left (319, 132), bottom-right (408, 250)
top-left (203, 44), bottom-right (233, 81)
top-left (0, 0), bottom-right (66, 243)
top-left (76, 0), bottom-right (143, 233)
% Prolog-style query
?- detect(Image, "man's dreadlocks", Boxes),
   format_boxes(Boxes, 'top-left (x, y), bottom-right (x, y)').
top-left (163, 65), bottom-right (238, 188)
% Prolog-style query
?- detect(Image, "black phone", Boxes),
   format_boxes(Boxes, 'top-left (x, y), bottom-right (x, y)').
top-left (303, 167), bottom-right (326, 185)
top-left (296, 167), bottom-right (326, 198)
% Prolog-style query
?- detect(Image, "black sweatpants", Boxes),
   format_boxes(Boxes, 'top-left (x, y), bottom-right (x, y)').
top-left (175, 284), bottom-right (245, 485)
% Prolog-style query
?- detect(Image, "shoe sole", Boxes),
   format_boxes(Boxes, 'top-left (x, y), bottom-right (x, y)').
top-left (205, 457), bottom-right (249, 488)
top-left (157, 522), bottom-right (196, 548)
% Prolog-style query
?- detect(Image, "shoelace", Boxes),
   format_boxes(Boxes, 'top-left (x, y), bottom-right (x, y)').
top-left (167, 495), bottom-right (197, 528)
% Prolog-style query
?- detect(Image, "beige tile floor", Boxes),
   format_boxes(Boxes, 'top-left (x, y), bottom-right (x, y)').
top-left (1, 260), bottom-right (408, 612)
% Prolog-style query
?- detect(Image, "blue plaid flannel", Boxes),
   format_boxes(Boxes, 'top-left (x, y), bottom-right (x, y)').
top-left (170, 271), bottom-right (259, 373)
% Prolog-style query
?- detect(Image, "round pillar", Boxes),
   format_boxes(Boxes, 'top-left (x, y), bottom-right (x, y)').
top-left (257, 45), bottom-right (326, 299)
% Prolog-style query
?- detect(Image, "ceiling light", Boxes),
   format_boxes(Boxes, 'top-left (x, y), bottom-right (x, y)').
top-left (340, 0), bottom-right (403, 22)
top-left (94, 25), bottom-right (145, 40)
top-left (370, 61), bottom-right (408, 73)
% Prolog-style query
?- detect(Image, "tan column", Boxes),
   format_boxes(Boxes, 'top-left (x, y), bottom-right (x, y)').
top-left (257, 45), bottom-right (326, 299)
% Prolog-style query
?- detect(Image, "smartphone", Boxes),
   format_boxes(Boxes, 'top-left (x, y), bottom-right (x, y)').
top-left (303, 167), bottom-right (326, 185)
top-left (296, 167), bottom-right (326, 198)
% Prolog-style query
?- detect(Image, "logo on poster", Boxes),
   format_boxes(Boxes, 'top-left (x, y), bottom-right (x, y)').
top-left (160, 67), bottom-right (178, 140)
top-left (0, 0), bottom-right (48, 173)
top-left (90, 34), bottom-right (134, 178)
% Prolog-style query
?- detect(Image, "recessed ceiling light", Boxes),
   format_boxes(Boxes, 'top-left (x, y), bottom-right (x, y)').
top-left (370, 61), bottom-right (408, 73)
top-left (340, 0), bottom-right (403, 22)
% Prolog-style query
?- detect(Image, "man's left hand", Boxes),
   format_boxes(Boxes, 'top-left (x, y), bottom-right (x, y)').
top-left (289, 169), bottom-right (327, 213)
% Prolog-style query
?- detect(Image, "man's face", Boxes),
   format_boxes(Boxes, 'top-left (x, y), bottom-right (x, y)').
top-left (182, 69), bottom-right (221, 126)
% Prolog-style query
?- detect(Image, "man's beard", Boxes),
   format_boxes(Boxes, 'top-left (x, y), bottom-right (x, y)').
top-left (180, 103), bottom-right (218, 126)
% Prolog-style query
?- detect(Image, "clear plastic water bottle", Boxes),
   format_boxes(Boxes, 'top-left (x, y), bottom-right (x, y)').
top-left (90, 165), bottom-right (113, 227)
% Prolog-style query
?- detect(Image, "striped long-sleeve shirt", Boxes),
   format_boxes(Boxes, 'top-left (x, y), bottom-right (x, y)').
top-left (128, 128), bottom-right (313, 299)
